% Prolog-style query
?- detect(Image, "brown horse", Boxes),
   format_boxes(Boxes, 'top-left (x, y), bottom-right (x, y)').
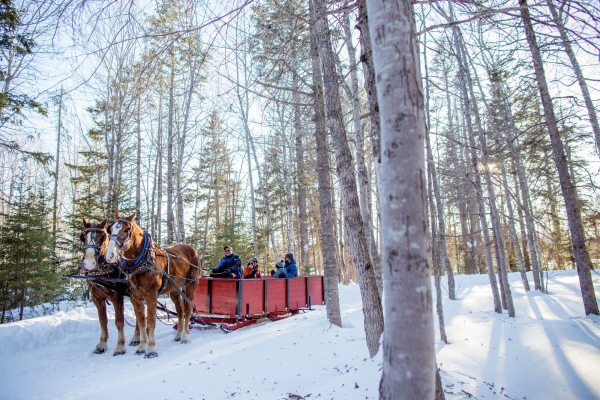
top-left (104, 211), bottom-right (200, 358)
top-left (80, 218), bottom-right (140, 355)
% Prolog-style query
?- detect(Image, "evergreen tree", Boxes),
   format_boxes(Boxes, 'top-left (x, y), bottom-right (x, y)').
top-left (0, 163), bottom-right (64, 323)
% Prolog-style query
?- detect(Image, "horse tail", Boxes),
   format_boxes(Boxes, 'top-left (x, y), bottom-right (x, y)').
top-left (191, 248), bottom-right (201, 279)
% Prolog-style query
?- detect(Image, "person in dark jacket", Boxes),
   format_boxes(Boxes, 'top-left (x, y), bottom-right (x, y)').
top-left (284, 253), bottom-right (298, 278)
top-left (270, 261), bottom-right (287, 278)
top-left (211, 246), bottom-right (242, 278)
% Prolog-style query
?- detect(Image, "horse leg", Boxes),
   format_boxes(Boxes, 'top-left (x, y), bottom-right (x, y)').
top-left (144, 293), bottom-right (159, 358)
top-left (169, 291), bottom-right (184, 342)
top-left (180, 282), bottom-right (197, 344)
top-left (112, 294), bottom-right (126, 356)
top-left (129, 319), bottom-right (141, 346)
top-left (130, 296), bottom-right (147, 355)
top-left (91, 291), bottom-right (109, 354)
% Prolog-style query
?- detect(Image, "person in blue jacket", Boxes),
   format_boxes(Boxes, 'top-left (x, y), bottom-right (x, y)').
top-left (211, 245), bottom-right (242, 278)
top-left (284, 252), bottom-right (298, 278)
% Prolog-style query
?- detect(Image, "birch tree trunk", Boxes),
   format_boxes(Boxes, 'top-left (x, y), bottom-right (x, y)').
top-left (278, 103), bottom-right (295, 254)
top-left (52, 87), bottom-right (63, 236)
top-left (313, 0), bottom-right (383, 358)
top-left (520, 0), bottom-right (598, 315)
top-left (156, 91), bottom-right (163, 244)
top-left (166, 60), bottom-right (175, 244)
top-left (136, 95), bottom-right (142, 217)
top-left (235, 38), bottom-right (259, 257)
top-left (428, 142), bottom-right (447, 344)
top-left (309, 3), bottom-right (341, 325)
top-left (365, 0), bottom-right (435, 395)
top-left (293, 72), bottom-right (309, 268)
top-left (105, 78), bottom-right (114, 206)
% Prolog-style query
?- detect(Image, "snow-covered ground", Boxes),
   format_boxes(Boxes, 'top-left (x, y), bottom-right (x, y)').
top-left (1, 270), bottom-right (599, 400)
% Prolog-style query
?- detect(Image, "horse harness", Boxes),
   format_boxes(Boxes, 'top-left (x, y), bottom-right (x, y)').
top-left (108, 219), bottom-right (199, 308)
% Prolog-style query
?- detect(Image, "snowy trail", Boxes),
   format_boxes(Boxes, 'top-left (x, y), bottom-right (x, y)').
top-left (437, 271), bottom-right (600, 399)
top-left (0, 270), bottom-right (599, 399)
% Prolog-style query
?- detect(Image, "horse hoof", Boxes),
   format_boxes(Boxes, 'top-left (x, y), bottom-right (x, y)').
top-left (135, 349), bottom-right (145, 356)
top-left (144, 352), bottom-right (158, 359)
top-left (129, 340), bottom-right (140, 346)
top-left (113, 350), bottom-right (126, 356)
top-left (173, 337), bottom-right (181, 342)
top-left (93, 348), bottom-right (106, 354)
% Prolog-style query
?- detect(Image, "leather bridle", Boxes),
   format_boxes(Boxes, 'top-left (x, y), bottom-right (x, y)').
top-left (80, 223), bottom-right (108, 270)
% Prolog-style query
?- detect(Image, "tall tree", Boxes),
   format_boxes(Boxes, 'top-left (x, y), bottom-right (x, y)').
top-left (366, 0), bottom-right (435, 396)
top-left (342, 9), bottom-right (383, 297)
top-left (519, 0), bottom-right (598, 315)
top-left (309, 0), bottom-right (341, 326)
top-left (313, 0), bottom-right (383, 357)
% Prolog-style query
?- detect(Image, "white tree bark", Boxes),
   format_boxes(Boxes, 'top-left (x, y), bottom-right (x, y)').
top-left (365, 0), bottom-right (435, 396)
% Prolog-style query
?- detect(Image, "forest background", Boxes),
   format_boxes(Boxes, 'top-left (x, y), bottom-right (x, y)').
top-left (0, 0), bottom-right (599, 329)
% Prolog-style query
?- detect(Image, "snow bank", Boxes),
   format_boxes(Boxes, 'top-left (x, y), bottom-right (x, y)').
top-left (0, 307), bottom-right (98, 355)
top-left (0, 270), bottom-right (598, 399)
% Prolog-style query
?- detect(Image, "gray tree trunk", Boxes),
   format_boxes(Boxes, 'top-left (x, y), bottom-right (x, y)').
top-left (156, 91), bottom-right (163, 244)
top-left (520, 0), bottom-right (598, 315)
top-left (428, 139), bottom-right (447, 344)
top-left (356, 0), bottom-right (380, 166)
top-left (166, 60), bottom-right (175, 244)
top-left (52, 87), bottom-right (63, 236)
top-left (313, 0), bottom-right (383, 358)
top-left (278, 103), bottom-right (295, 254)
top-left (427, 116), bottom-right (455, 301)
top-left (235, 39), bottom-right (259, 257)
top-left (365, 0), bottom-right (435, 396)
top-left (342, 11), bottom-right (383, 297)
top-left (501, 160), bottom-right (530, 291)
top-left (309, 4), bottom-right (342, 325)
top-left (293, 73), bottom-right (309, 268)
top-left (136, 96), bottom-right (142, 218)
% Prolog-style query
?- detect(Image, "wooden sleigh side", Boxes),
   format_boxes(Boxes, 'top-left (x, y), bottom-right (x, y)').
top-left (188, 275), bottom-right (325, 333)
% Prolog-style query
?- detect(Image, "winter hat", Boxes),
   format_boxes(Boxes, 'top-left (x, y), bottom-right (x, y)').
top-left (275, 261), bottom-right (284, 269)
top-left (250, 257), bottom-right (258, 263)
top-left (285, 252), bottom-right (294, 260)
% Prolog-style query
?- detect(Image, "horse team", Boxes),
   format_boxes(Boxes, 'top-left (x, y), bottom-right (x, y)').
top-left (80, 212), bottom-right (200, 358)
